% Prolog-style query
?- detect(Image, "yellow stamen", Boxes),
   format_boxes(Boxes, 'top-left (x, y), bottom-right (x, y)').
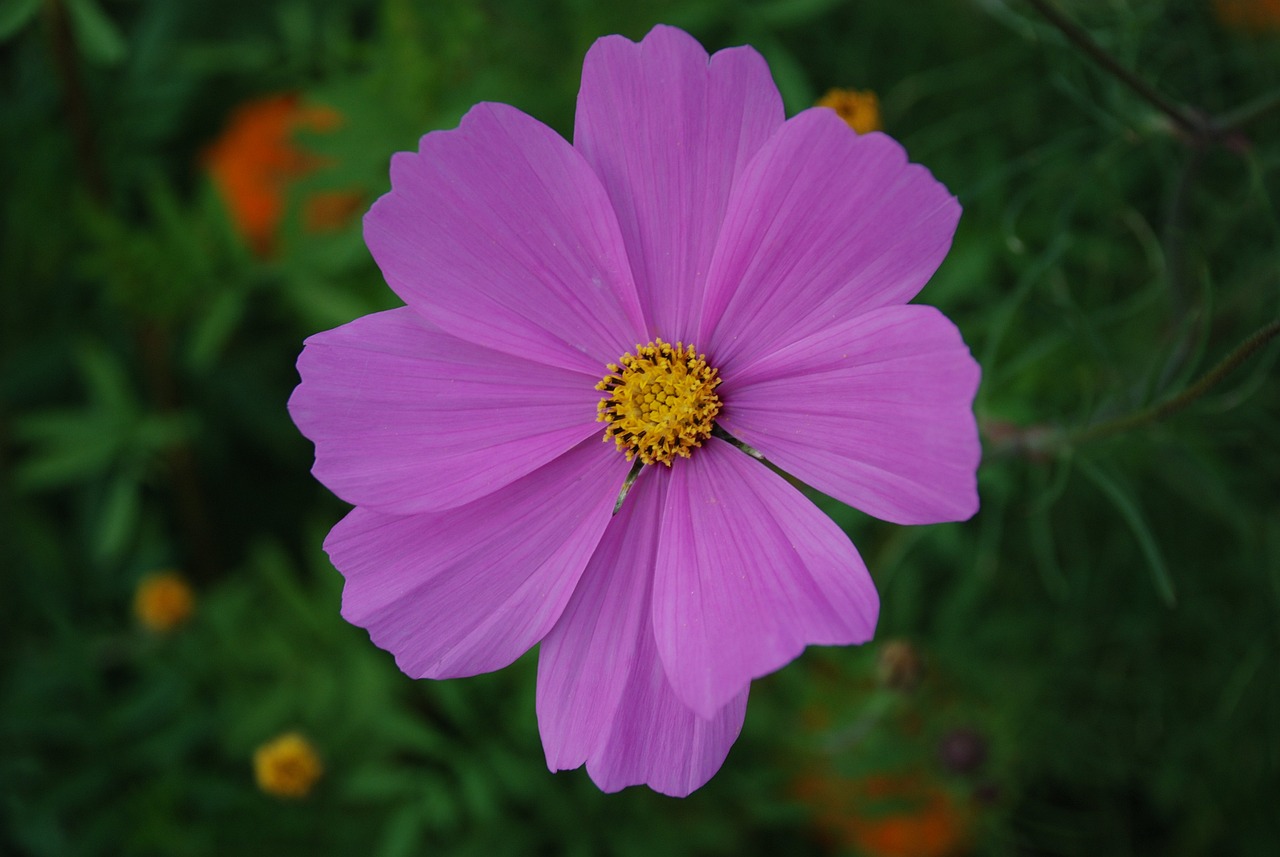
top-left (596, 339), bottom-right (722, 467)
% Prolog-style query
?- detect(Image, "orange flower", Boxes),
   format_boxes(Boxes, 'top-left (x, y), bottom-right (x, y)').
top-left (795, 771), bottom-right (971, 857)
top-left (202, 93), bottom-right (359, 256)
top-left (791, 651), bottom-right (979, 857)
top-left (1215, 0), bottom-right (1280, 30)
top-left (816, 88), bottom-right (883, 134)
top-left (133, 571), bottom-right (194, 632)
top-left (253, 732), bottom-right (324, 799)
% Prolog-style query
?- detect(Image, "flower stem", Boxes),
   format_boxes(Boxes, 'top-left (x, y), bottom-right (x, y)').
top-left (45, 0), bottom-right (107, 201)
top-left (43, 0), bottom-right (219, 579)
top-left (1155, 148), bottom-right (1203, 385)
top-left (1024, 0), bottom-right (1206, 139)
top-left (983, 319), bottom-right (1280, 459)
top-left (1065, 319), bottom-right (1280, 447)
top-left (1215, 87), bottom-right (1280, 133)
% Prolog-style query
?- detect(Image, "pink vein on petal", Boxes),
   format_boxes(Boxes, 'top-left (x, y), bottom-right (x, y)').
top-left (720, 304), bottom-right (981, 525)
top-left (698, 109), bottom-right (961, 374)
top-left (326, 437), bottom-right (630, 680)
top-left (290, 307), bottom-right (601, 514)
top-left (538, 469), bottom-right (747, 796)
top-left (575, 25), bottom-right (784, 343)
top-left (364, 102), bottom-right (647, 374)
top-left (653, 439), bottom-right (879, 718)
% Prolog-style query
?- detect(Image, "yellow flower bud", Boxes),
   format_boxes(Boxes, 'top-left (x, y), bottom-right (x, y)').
top-left (133, 572), bottom-right (194, 632)
top-left (254, 732), bottom-right (323, 799)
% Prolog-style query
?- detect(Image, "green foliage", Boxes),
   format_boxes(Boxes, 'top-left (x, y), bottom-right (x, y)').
top-left (3, 0), bottom-right (1279, 855)
top-left (0, 0), bottom-right (40, 41)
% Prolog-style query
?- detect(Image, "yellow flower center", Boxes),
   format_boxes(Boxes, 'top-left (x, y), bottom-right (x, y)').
top-left (596, 339), bottom-right (722, 466)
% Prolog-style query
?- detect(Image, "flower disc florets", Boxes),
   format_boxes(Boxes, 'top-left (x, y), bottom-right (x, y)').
top-left (596, 339), bottom-right (722, 466)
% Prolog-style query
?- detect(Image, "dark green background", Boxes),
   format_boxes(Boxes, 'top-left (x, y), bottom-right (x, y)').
top-left (3, 0), bottom-right (1278, 854)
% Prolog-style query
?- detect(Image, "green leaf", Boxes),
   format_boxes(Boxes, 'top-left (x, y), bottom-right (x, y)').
top-left (133, 412), bottom-right (192, 452)
top-left (1076, 456), bottom-right (1176, 606)
top-left (93, 475), bottom-right (140, 560)
top-left (378, 710), bottom-right (451, 760)
top-left (12, 410), bottom-right (122, 489)
top-left (342, 766), bottom-right (425, 802)
top-left (77, 343), bottom-right (136, 414)
top-left (65, 0), bottom-right (126, 64)
top-left (0, 0), bottom-right (40, 41)
top-left (254, 541), bottom-right (330, 637)
top-left (752, 0), bottom-right (850, 27)
top-left (377, 806), bottom-right (425, 857)
top-left (1028, 460), bottom-right (1070, 599)
top-left (186, 289), bottom-right (247, 371)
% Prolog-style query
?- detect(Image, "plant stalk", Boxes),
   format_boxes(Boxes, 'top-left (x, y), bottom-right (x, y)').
top-left (1066, 318), bottom-right (1280, 446)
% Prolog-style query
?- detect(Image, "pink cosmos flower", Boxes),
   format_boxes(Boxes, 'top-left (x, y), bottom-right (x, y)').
top-left (289, 25), bottom-right (980, 797)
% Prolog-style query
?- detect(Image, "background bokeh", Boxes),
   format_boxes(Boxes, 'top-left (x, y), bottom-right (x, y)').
top-left (3, 0), bottom-right (1279, 854)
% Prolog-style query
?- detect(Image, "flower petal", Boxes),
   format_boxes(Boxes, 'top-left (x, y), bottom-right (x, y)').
top-left (365, 102), bottom-right (646, 374)
top-left (697, 109), bottom-right (961, 373)
top-left (587, 651), bottom-right (748, 798)
top-left (290, 308), bottom-right (601, 514)
top-left (575, 25), bottom-right (784, 343)
top-left (326, 437), bottom-right (629, 679)
top-left (719, 305), bottom-right (981, 525)
top-left (653, 439), bottom-right (878, 718)
top-left (538, 470), bottom-right (747, 796)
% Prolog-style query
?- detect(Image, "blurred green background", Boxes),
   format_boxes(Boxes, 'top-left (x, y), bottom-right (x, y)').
top-left (3, 0), bottom-right (1279, 854)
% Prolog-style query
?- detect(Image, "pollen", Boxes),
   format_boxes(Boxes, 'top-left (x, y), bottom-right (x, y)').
top-left (597, 339), bottom-right (722, 467)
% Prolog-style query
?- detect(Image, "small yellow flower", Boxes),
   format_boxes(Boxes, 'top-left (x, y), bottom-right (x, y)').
top-left (254, 732), bottom-right (323, 799)
top-left (133, 572), bottom-right (194, 632)
top-left (816, 88), bottom-right (883, 135)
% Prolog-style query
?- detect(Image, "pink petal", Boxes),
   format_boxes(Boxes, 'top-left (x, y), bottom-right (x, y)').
top-left (653, 439), bottom-right (878, 718)
top-left (326, 437), bottom-right (629, 680)
top-left (364, 102), bottom-right (647, 375)
top-left (289, 308), bottom-right (601, 514)
top-left (575, 25), bottom-right (784, 343)
top-left (697, 109), bottom-right (961, 374)
top-left (719, 305), bottom-right (981, 525)
top-left (538, 470), bottom-right (747, 796)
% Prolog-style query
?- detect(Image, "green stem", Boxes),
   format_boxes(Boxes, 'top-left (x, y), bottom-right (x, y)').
top-left (1066, 319), bottom-right (1280, 446)
top-left (983, 319), bottom-right (1280, 459)
top-left (1215, 87), bottom-right (1280, 133)
top-left (45, 0), bottom-right (107, 201)
top-left (1155, 149), bottom-right (1203, 385)
top-left (1024, 0), bottom-right (1207, 139)
top-left (137, 324), bottom-right (221, 581)
top-left (44, 1), bottom-right (219, 578)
